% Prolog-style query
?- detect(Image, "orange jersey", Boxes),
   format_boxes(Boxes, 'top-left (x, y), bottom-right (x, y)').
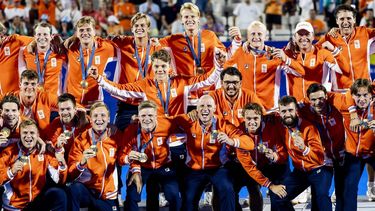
top-left (0, 35), bottom-right (33, 95)
top-left (298, 102), bottom-right (345, 164)
top-left (38, 1), bottom-right (56, 26)
top-left (317, 26), bottom-right (375, 90)
top-left (282, 118), bottom-right (325, 172)
top-left (68, 129), bottom-right (126, 200)
top-left (121, 116), bottom-right (176, 173)
top-left (113, 2), bottom-right (137, 30)
top-left (19, 48), bottom-right (66, 96)
top-left (65, 37), bottom-right (119, 107)
top-left (98, 67), bottom-right (222, 115)
top-left (0, 144), bottom-right (67, 210)
top-left (173, 114), bottom-right (254, 170)
top-left (224, 46), bottom-right (305, 111)
top-left (210, 88), bottom-right (264, 126)
top-left (286, 47), bottom-right (342, 101)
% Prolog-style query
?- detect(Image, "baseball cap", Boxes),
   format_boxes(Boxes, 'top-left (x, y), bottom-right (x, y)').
top-left (294, 21), bottom-right (314, 34)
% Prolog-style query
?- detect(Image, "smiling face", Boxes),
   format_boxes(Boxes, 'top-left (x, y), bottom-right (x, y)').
top-left (138, 107), bottom-right (157, 133)
top-left (279, 103), bottom-right (299, 128)
top-left (76, 23), bottom-right (95, 46)
top-left (58, 100), bottom-right (77, 125)
top-left (90, 106), bottom-right (109, 133)
top-left (336, 10), bottom-right (356, 37)
top-left (308, 90), bottom-right (327, 114)
top-left (2, 102), bottom-right (20, 128)
top-left (20, 124), bottom-right (39, 149)
top-left (131, 17), bottom-right (150, 38)
top-left (352, 87), bottom-right (372, 109)
top-left (197, 95), bottom-right (216, 125)
top-left (294, 30), bottom-right (314, 52)
top-left (19, 77), bottom-right (38, 104)
top-left (247, 25), bottom-right (266, 49)
top-left (181, 9), bottom-right (200, 33)
top-left (34, 26), bottom-right (52, 50)
top-left (244, 109), bottom-right (261, 134)
top-left (152, 59), bottom-right (170, 82)
top-left (221, 74), bottom-right (241, 99)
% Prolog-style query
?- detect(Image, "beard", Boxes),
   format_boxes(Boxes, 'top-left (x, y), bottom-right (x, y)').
top-left (281, 115), bottom-right (298, 127)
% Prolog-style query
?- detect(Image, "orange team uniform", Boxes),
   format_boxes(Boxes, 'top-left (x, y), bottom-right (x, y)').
top-left (38, 1), bottom-right (56, 26)
top-left (282, 118), bottom-right (325, 172)
top-left (172, 114), bottom-right (254, 170)
top-left (298, 102), bottom-right (345, 165)
top-left (98, 66), bottom-right (222, 115)
top-left (68, 129), bottom-right (127, 199)
top-left (0, 144), bottom-right (67, 210)
top-left (224, 46), bottom-right (305, 111)
top-left (65, 37), bottom-right (119, 107)
top-left (120, 116), bottom-right (176, 173)
top-left (236, 120), bottom-right (288, 187)
top-left (209, 88), bottom-right (264, 126)
top-left (113, 1), bottom-right (136, 31)
top-left (286, 47), bottom-right (345, 101)
top-left (307, 19), bottom-right (326, 40)
top-left (317, 26), bottom-right (375, 90)
top-left (45, 116), bottom-right (91, 161)
top-left (0, 35), bottom-right (33, 95)
top-left (19, 48), bottom-right (66, 96)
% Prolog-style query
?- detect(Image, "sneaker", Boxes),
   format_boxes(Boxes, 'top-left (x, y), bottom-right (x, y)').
top-left (366, 186), bottom-right (375, 202)
top-left (292, 187), bottom-right (310, 204)
top-left (159, 192), bottom-right (169, 207)
top-left (203, 191), bottom-right (213, 206)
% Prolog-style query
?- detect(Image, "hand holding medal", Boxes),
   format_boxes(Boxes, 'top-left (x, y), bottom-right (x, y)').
top-left (87, 65), bottom-right (99, 81)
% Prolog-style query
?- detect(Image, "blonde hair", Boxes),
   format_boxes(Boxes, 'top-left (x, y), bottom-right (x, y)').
top-left (89, 102), bottom-right (110, 116)
top-left (75, 16), bottom-right (96, 30)
top-left (247, 21), bottom-right (267, 33)
top-left (138, 100), bottom-right (157, 112)
top-left (131, 13), bottom-right (151, 28)
top-left (180, 3), bottom-right (200, 17)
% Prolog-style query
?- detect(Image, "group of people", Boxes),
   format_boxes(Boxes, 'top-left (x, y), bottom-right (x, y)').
top-left (0, 1), bottom-right (374, 211)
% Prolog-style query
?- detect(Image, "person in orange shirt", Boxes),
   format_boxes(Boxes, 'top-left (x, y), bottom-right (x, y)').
top-left (0, 119), bottom-right (67, 211)
top-left (317, 4), bottom-right (375, 91)
top-left (67, 102), bottom-right (127, 211)
top-left (122, 100), bottom-right (181, 211)
top-left (173, 95), bottom-right (254, 211)
top-left (285, 21), bottom-right (345, 101)
top-left (19, 22), bottom-right (65, 96)
top-left (306, 9), bottom-right (327, 40)
top-left (298, 83), bottom-right (346, 210)
top-left (38, 0), bottom-right (56, 26)
top-left (113, 0), bottom-right (137, 32)
top-left (236, 103), bottom-right (289, 211)
top-left (0, 22), bottom-right (33, 95)
top-left (225, 21), bottom-right (305, 111)
top-left (65, 16), bottom-right (119, 108)
top-left (272, 96), bottom-right (332, 211)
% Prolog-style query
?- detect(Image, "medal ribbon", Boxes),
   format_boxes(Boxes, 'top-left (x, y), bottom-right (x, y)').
top-left (35, 49), bottom-right (52, 85)
top-left (155, 79), bottom-right (171, 115)
top-left (134, 41), bottom-right (150, 79)
top-left (79, 44), bottom-right (96, 82)
top-left (185, 31), bottom-right (201, 67)
top-left (137, 126), bottom-right (154, 153)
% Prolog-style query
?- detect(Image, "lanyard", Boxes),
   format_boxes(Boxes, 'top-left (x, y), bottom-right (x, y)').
top-left (185, 31), bottom-right (201, 67)
top-left (79, 44), bottom-right (96, 81)
top-left (134, 41), bottom-right (150, 79)
top-left (155, 79), bottom-right (171, 115)
top-left (137, 126), bottom-right (154, 153)
top-left (17, 142), bottom-right (33, 158)
top-left (91, 128), bottom-right (105, 146)
top-left (62, 123), bottom-right (76, 139)
top-left (35, 49), bottom-right (52, 85)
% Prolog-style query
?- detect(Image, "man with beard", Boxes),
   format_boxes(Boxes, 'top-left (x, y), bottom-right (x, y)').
top-left (45, 93), bottom-right (90, 161)
top-left (298, 83), bottom-right (346, 210)
top-left (123, 100), bottom-right (181, 211)
top-left (272, 96), bottom-right (332, 211)
top-left (19, 22), bottom-right (65, 96)
top-left (0, 22), bottom-right (33, 95)
top-left (0, 119), bottom-right (68, 211)
top-left (173, 95), bottom-right (254, 211)
top-left (65, 16), bottom-right (119, 108)
top-left (225, 21), bottom-right (305, 112)
top-left (317, 4), bottom-right (375, 91)
top-left (67, 102), bottom-right (128, 210)
top-left (285, 21), bottom-right (345, 101)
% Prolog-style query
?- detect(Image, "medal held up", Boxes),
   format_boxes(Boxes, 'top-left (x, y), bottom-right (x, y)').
top-left (79, 44), bottom-right (96, 91)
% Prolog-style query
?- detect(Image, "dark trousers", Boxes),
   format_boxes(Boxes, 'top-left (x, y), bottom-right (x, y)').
top-left (67, 182), bottom-right (118, 211)
top-left (272, 166), bottom-right (333, 211)
top-left (125, 165), bottom-right (181, 211)
top-left (22, 187), bottom-right (67, 211)
top-left (183, 167), bottom-right (235, 211)
top-left (342, 153), bottom-right (375, 211)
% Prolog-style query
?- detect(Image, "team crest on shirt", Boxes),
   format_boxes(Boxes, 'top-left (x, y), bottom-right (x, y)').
top-left (354, 40), bottom-right (360, 49)
top-left (309, 58), bottom-right (316, 67)
top-left (201, 43), bottom-right (205, 52)
top-left (237, 109), bottom-right (243, 118)
top-left (244, 64), bottom-right (249, 69)
top-left (4, 47), bottom-right (10, 56)
top-left (192, 133), bottom-right (196, 138)
top-left (38, 154), bottom-right (44, 161)
top-left (94, 56), bottom-right (100, 65)
top-left (170, 88), bottom-right (177, 98)
top-left (328, 118), bottom-right (336, 126)
top-left (183, 46), bottom-right (188, 52)
top-left (51, 58), bottom-right (57, 67)
top-left (223, 111), bottom-right (228, 116)
top-left (109, 148), bottom-right (115, 157)
top-left (261, 64), bottom-right (267, 73)
top-left (157, 137), bottom-right (163, 146)
top-left (37, 110), bottom-right (45, 119)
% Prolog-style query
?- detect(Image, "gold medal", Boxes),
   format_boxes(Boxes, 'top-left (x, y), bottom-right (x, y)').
top-left (80, 80), bottom-right (88, 89)
top-left (38, 83), bottom-right (44, 91)
top-left (19, 155), bottom-right (28, 165)
top-left (63, 130), bottom-right (72, 139)
top-left (211, 130), bottom-right (218, 140)
top-left (139, 153), bottom-right (148, 163)
top-left (291, 130), bottom-right (302, 140)
top-left (90, 145), bottom-right (98, 153)
top-left (196, 67), bottom-right (204, 74)
top-left (257, 143), bottom-right (267, 153)
top-left (0, 127), bottom-right (10, 138)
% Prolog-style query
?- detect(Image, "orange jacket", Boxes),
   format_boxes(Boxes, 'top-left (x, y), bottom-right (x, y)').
top-left (65, 37), bottom-right (119, 107)
top-left (224, 46), bottom-right (305, 111)
top-left (282, 118), bottom-right (325, 172)
top-left (286, 47), bottom-right (344, 101)
top-left (173, 114), bottom-right (254, 170)
top-left (210, 88), bottom-right (264, 126)
top-left (0, 144), bottom-right (67, 210)
top-left (98, 66), bottom-right (222, 115)
top-left (317, 26), bottom-right (375, 90)
top-left (0, 35), bottom-right (33, 95)
top-left (68, 128), bottom-right (126, 200)
top-left (19, 47), bottom-right (66, 96)
top-left (298, 102), bottom-right (345, 165)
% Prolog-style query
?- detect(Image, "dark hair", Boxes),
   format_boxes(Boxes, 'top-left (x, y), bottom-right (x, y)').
top-left (1, 94), bottom-right (20, 110)
top-left (151, 49), bottom-right (171, 63)
top-left (33, 22), bottom-right (52, 35)
top-left (306, 83), bottom-right (327, 98)
top-left (334, 4), bottom-right (357, 19)
top-left (220, 67), bottom-right (242, 81)
top-left (58, 93), bottom-right (76, 107)
top-left (278, 95), bottom-right (298, 107)
top-left (20, 70), bottom-right (39, 82)
top-left (350, 78), bottom-right (372, 95)
top-left (242, 102), bottom-right (263, 117)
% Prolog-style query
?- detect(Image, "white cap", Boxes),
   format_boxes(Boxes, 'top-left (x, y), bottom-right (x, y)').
top-left (294, 21), bottom-right (314, 34)
top-left (107, 15), bottom-right (120, 24)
